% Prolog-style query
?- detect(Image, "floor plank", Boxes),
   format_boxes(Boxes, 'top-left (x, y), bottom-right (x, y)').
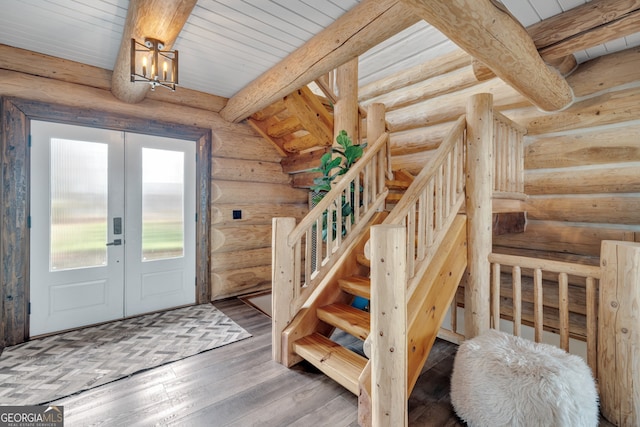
top-left (51, 298), bottom-right (611, 426)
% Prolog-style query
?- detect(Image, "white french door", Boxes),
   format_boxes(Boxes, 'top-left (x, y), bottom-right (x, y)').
top-left (29, 121), bottom-right (196, 336)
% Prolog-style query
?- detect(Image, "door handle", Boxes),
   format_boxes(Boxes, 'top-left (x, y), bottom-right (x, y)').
top-left (106, 239), bottom-right (122, 246)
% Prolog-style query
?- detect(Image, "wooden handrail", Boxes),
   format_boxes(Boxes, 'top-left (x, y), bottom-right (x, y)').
top-left (488, 251), bottom-right (600, 375)
top-left (288, 131), bottom-right (389, 245)
top-left (383, 115), bottom-right (466, 295)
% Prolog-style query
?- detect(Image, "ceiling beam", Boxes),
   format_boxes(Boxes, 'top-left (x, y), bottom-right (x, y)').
top-left (399, 0), bottom-right (574, 112)
top-left (111, 0), bottom-right (197, 104)
top-left (219, 0), bottom-right (420, 123)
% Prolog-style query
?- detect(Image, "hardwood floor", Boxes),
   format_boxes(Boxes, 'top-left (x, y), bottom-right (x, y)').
top-left (51, 298), bottom-right (461, 426)
top-left (52, 298), bottom-right (612, 426)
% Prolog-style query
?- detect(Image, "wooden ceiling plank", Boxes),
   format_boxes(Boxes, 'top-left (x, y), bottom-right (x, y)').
top-left (219, 0), bottom-right (421, 123)
top-left (399, 0), bottom-right (574, 112)
top-left (111, 0), bottom-right (197, 104)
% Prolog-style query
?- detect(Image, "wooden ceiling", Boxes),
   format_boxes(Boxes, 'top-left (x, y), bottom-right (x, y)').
top-left (0, 0), bottom-right (638, 106)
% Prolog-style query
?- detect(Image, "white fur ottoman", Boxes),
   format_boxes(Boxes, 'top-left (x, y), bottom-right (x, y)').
top-left (450, 329), bottom-right (598, 427)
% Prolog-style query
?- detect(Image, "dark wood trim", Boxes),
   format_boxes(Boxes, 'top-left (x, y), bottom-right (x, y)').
top-left (1, 98), bottom-right (30, 347)
top-left (0, 97), bottom-right (212, 345)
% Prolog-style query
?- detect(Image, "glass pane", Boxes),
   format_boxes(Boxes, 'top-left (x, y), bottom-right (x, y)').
top-left (50, 139), bottom-right (108, 270)
top-left (142, 148), bottom-right (184, 261)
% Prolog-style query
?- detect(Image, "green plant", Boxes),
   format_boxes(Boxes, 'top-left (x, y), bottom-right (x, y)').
top-left (310, 130), bottom-right (366, 241)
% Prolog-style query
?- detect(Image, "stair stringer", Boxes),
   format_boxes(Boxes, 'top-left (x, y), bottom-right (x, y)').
top-left (357, 214), bottom-right (468, 426)
top-left (281, 212), bottom-right (387, 368)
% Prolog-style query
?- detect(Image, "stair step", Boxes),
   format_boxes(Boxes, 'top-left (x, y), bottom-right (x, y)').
top-left (339, 275), bottom-right (371, 299)
top-left (317, 303), bottom-right (370, 340)
top-left (386, 179), bottom-right (412, 190)
top-left (356, 253), bottom-right (370, 267)
top-left (386, 193), bottom-right (403, 203)
top-left (293, 332), bottom-right (367, 395)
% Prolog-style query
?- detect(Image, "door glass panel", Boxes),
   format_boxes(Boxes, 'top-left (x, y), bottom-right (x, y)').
top-left (50, 139), bottom-right (108, 270)
top-left (142, 148), bottom-right (184, 261)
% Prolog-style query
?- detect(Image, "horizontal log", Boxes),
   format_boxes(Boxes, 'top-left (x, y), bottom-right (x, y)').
top-left (211, 157), bottom-right (290, 184)
top-left (0, 69), bottom-right (250, 135)
top-left (0, 43), bottom-right (228, 112)
top-left (291, 172), bottom-right (321, 189)
top-left (525, 195), bottom-right (640, 225)
top-left (538, 9), bottom-right (640, 61)
top-left (386, 78), bottom-right (527, 132)
top-left (211, 247), bottom-right (271, 272)
top-left (389, 121), bottom-right (454, 156)
top-left (212, 131), bottom-right (283, 162)
top-left (567, 46), bottom-right (640, 98)
top-left (211, 180), bottom-right (308, 205)
top-left (281, 148), bottom-right (330, 174)
top-left (220, 0), bottom-right (420, 122)
top-left (527, 0), bottom-right (640, 50)
top-left (494, 220), bottom-right (637, 258)
top-left (212, 203), bottom-right (307, 226)
top-left (362, 65), bottom-right (480, 111)
top-left (358, 49), bottom-right (471, 101)
top-left (525, 164), bottom-right (640, 195)
top-left (497, 272), bottom-right (588, 316)
top-left (401, 0), bottom-right (573, 112)
top-left (492, 246), bottom-right (600, 266)
top-left (211, 265), bottom-right (271, 300)
top-left (525, 122), bottom-right (640, 169)
top-left (211, 224), bottom-right (272, 253)
top-left (507, 85), bottom-right (640, 135)
top-left (390, 150), bottom-right (435, 175)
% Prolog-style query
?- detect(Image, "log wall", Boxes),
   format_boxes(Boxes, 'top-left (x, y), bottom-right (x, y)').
top-left (360, 46), bottom-right (640, 264)
top-left (0, 53), bottom-right (309, 317)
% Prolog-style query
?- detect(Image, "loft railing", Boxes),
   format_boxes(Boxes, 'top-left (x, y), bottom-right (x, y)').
top-left (272, 130), bottom-right (389, 362)
top-left (493, 110), bottom-right (526, 197)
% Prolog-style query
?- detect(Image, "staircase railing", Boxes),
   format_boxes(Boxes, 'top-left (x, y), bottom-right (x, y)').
top-left (493, 110), bottom-right (526, 198)
top-left (382, 115), bottom-right (467, 295)
top-left (272, 130), bottom-right (390, 362)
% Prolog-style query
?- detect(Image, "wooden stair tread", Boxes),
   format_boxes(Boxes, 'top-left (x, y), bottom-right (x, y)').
top-left (293, 333), bottom-right (367, 395)
top-left (356, 253), bottom-right (370, 267)
top-left (386, 179), bottom-right (412, 190)
top-left (385, 193), bottom-right (403, 203)
top-left (317, 303), bottom-right (370, 340)
top-left (339, 275), bottom-right (371, 299)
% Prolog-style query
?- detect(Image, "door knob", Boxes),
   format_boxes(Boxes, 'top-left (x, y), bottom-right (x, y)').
top-left (106, 239), bottom-right (122, 246)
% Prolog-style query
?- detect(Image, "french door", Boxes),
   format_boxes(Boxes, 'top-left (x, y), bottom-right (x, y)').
top-left (29, 121), bottom-right (196, 336)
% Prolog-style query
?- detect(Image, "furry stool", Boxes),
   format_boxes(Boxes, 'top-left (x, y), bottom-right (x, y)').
top-left (450, 329), bottom-right (598, 427)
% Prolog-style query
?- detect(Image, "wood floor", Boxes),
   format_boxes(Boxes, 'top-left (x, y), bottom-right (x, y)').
top-left (51, 298), bottom-right (462, 426)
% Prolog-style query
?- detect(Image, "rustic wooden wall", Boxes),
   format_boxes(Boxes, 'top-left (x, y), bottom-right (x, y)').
top-left (359, 46), bottom-right (640, 264)
top-left (209, 130), bottom-right (308, 299)
top-left (0, 53), bottom-right (309, 335)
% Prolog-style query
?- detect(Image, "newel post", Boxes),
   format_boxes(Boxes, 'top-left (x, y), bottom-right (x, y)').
top-left (271, 217), bottom-right (297, 364)
top-left (371, 224), bottom-right (408, 427)
top-left (464, 93), bottom-right (493, 338)
top-left (598, 240), bottom-right (640, 426)
top-left (367, 103), bottom-right (387, 197)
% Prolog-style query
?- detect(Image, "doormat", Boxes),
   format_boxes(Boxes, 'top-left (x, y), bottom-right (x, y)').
top-left (0, 303), bottom-right (251, 405)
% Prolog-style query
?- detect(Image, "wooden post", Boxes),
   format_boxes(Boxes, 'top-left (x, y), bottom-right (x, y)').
top-left (271, 217), bottom-right (297, 364)
top-left (367, 103), bottom-right (387, 195)
top-left (598, 240), bottom-right (640, 427)
top-left (464, 93), bottom-right (493, 338)
top-left (371, 224), bottom-right (407, 427)
top-left (334, 57), bottom-right (360, 143)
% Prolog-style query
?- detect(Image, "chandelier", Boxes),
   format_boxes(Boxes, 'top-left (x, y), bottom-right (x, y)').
top-left (130, 38), bottom-right (178, 91)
